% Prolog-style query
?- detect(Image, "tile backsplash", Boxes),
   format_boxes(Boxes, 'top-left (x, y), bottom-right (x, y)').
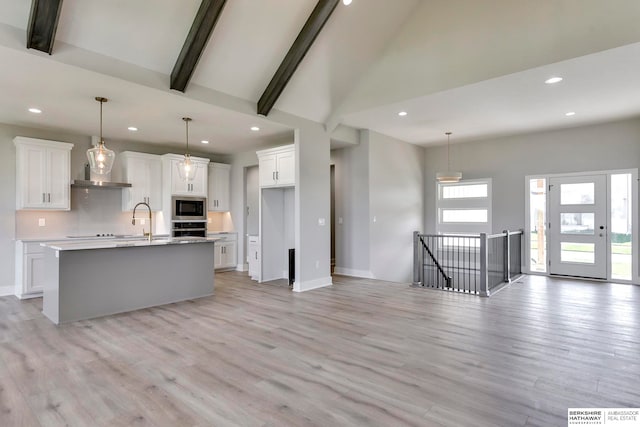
top-left (16, 187), bottom-right (148, 239)
top-left (16, 187), bottom-right (234, 239)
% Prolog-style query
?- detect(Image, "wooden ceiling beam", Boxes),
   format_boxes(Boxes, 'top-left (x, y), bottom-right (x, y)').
top-left (27, 0), bottom-right (64, 54)
top-left (257, 0), bottom-right (340, 116)
top-left (171, 0), bottom-right (227, 92)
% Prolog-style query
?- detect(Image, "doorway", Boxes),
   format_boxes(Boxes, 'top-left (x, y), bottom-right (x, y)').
top-left (244, 165), bottom-right (259, 269)
top-left (548, 174), bottom-right (607, 279)
top-left (527, 169), bottom-right (637, 282)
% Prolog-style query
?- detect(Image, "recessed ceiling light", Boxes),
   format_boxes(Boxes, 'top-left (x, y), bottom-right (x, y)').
top-left (565, 111), bottom-right (576, 116)
top-left (343, 0), bottom-right (352, 5)
top-left (545, 77), bottom-right (563, 84)
top-left (201, 140), bottom-right (209, 144)
top-left (250, 126), bottom-right (260, 131)
top-left (398, 111), bottom-right (408, 116)
top-left (28, 108), bottom-right (42, 114)
top-left (127, 126), bottom-right (138, 131)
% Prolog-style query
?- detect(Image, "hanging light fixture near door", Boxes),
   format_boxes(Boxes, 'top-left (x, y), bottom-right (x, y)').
top-left (87, 97), bottom-right (116, 177)
top-left (436, 132), bottom-right (462, 183)
top-left (178, 117), bottom-right (196, 181)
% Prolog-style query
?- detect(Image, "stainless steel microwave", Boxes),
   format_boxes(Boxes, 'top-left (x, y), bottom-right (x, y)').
top-left (172, 196), bottom-right (206, 221)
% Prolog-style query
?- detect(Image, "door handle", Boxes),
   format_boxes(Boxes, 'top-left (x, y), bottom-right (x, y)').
top-left (599, 226), bottom-right (605, 230)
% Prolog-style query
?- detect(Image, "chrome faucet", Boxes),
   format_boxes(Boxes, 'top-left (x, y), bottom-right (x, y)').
top-left (132, 202), bottom-right (152, 242)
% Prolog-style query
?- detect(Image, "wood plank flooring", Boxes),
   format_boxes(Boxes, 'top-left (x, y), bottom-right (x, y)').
top-left (0, 273), bottom-right (639, 426)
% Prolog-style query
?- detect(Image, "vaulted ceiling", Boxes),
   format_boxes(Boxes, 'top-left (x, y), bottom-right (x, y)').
top-left (0, 0), bottom-right (639, 153)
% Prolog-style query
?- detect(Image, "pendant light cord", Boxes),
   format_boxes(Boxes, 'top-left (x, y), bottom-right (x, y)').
top-left (95, 96), bottom-right (108, 148)
top-left (446, 132), bottom-right (452, 172)
top-left (183, 117), bottom-right (192, 156)
top-left (99, 99), bottom-right (103, 146)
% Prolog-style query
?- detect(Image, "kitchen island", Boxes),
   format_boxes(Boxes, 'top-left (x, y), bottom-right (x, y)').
top-left (41, 237), bottom-right (217, 324)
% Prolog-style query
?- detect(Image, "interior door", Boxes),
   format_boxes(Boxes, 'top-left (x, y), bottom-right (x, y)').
top-left (549, 175), bottom-right (607, 279)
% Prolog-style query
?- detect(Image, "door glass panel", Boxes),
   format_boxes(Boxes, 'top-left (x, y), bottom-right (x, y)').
top-left (560, 213), bottom-right (595, 235)
top-left (561, 183), bottom-right (594, 205)
top-left (561, 242), bottom-right (595, 264)
top-left (529, 178), bottom-right (547, 272)
top-left (611, 173), bottom-right (632, 280)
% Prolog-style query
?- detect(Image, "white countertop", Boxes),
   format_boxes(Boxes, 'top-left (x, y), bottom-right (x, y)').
top-left (42, 237), bottom-right (220, 251)
top-left (17, 232), bottom-right (237, 243)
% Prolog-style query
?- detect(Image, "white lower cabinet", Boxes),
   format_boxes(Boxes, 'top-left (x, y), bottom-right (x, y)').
top-left (210, 233), bottom-right (237, 270)
top-left (248, 235), bottom-right (260, 281)
top-left (15, 241), bottom-right (46, 299)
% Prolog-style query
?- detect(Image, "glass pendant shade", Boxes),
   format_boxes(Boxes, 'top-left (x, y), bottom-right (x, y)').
top-left (87, 97), bottom-right (115, 176)
top-left (178, 117), bottom-right (196, 181)
top-left (178, 154), bottom-right (197, 181)
top-left (436, 131), bottom-right (462, 183)
top-left (87, 141), bottom-right (115, 176)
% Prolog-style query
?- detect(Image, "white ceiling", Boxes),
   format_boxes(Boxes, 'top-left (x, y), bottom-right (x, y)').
top-left (342, 42), bottom-right (640, 146)
top-left (0, 0), bottom-right (639, 152)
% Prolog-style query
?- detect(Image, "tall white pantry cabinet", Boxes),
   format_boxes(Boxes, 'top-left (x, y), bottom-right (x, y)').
top-left (255, 144), bottom-right (296, 284)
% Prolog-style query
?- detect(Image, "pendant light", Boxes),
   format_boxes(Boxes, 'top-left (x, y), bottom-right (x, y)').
top-left (436, 132), bottom-right (462, 183)
top-left (178, 117), bottom-right (196, 181)
top-left (86, 97), bottom-right (116, 177)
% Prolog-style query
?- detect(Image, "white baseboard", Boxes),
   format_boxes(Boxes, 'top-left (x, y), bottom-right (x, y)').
top-left (333, 267), bottom-right (375, 279)
top-left (292, 276), bottom-right (332, 292)
top-left (0, 286), bottom-right (15, 297)
top-left (236, 263), bottom-right (248, 272)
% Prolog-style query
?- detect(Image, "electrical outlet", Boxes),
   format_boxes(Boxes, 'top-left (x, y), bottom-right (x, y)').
top-left (38, 218), bottom-right (46, 227)
top-left (318, 218), bottom-right (325, 226)
top-left (140, 219), bottom-right (146, 225)
top-left (315, 260), bottom-right (320, 269)
top-left (207, 218), bottom-right (212, 223)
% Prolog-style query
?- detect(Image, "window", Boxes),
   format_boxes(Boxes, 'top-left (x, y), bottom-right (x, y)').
top-left (437, 179), bottom-right (491, 235)
top-left (528, 178), bottom-right (547, 272)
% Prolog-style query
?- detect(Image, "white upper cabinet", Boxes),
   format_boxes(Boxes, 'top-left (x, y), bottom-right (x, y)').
top-left (208, 162), bottom-right (231, 211)
top-left (15, 137), bottom-right (73, 210)
top-left (256, 144), bottom-right (295, 188)
top-left (117, 152), bottom-right (162, 211)
top-left (161, 154), bottom-right (209, 197)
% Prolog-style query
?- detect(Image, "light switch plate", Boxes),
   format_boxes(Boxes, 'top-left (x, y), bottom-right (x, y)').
top-left (38, 218), bottom-right (45, 227)
top-left (318, 218), bottom-right (326, 226)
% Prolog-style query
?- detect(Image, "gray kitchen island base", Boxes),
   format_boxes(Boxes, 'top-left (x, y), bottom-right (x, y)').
top-left (43, 241), bottom-right (216, 324)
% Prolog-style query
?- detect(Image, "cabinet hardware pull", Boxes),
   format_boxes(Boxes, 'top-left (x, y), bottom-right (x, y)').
top-left (255, 252), bottom-right (257, 259)
top-left (42, 193), bottom-right (45, 203)
top-left (276, 171), bottom-right (279, 180)
top-left (48, 193), bottom-right (51, 203)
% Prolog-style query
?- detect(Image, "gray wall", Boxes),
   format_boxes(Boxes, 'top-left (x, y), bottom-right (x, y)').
top-left (294, 125), bottom-right (332, 290)
top-left (333, 130), bottom-right (425, 283)
top-left (424, 118), bottom-right (640, 234)
top-left (369, 131), bottom-right (425, 283)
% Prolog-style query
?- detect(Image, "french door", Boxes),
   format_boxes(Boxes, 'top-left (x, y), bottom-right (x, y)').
top-left (548, 174), bottom-right (607, 279)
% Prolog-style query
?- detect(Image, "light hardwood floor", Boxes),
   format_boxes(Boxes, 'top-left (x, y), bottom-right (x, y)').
top-left (0, 273), bottom-right (639, 426)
